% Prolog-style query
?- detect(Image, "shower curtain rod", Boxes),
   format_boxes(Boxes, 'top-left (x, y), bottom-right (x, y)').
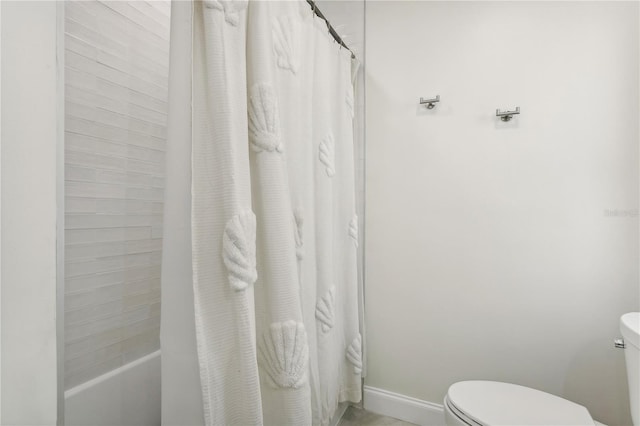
top-left (306, 0), bottom-right (356, 59)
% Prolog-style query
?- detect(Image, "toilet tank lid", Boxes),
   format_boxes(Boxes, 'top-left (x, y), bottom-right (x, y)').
top-left (447, 381), bottom-right (594, 426)
top-left (621, 312), bottom-right (639, 349)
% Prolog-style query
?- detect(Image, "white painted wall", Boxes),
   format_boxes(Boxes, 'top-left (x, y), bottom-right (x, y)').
top-left (0, 2), bottom-right (59, 423)
top-left (365, 2), bottom-right (639, 426)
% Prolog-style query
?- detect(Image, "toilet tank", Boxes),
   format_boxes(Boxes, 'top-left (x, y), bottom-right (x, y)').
top-left (621, 312), bottom-right (640, 426)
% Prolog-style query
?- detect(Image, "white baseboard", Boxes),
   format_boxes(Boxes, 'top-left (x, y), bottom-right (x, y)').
top-left (363, 386), bottom-right (445, 426)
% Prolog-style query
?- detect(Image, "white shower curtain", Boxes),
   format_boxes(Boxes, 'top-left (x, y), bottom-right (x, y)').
top-left (163, 1), bottom-right (362, 425)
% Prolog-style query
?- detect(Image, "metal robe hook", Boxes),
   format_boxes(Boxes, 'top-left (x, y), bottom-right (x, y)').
top-left (496, 107), bottom-right (520, 122)
top-left (420, 95), bottom-right (440, 109)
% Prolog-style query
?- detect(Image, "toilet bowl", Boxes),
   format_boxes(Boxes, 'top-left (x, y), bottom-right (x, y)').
top-left (444, 381), bottom-right (596, 426)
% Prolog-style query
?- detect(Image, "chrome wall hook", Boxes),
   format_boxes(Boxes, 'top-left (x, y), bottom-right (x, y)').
top-left (420, 95), bottom-right (440, 109)
top-left (496, 107), bottom-right (520, 122)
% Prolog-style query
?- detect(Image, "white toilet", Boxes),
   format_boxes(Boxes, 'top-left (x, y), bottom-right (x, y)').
top-left (444, 312), bottom-right (640, 426)
top-left (621, 312), bottom-right (639, 426)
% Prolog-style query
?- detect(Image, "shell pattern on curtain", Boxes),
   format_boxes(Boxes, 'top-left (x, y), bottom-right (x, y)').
top-left (191, 1), bottom-right (361, 425)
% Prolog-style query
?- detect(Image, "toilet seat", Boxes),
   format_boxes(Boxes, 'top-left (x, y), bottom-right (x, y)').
top-left (445, 381), bottom-right (595, 426)
top-left (445, 395), bottom-right (482, 426)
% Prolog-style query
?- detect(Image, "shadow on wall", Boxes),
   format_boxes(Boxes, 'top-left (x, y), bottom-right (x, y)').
top-left (564, 339), bottom-right (631, 426)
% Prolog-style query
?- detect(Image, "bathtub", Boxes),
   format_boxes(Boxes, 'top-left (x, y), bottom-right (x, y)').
top-left (64, 350), bottom-right (161, 426)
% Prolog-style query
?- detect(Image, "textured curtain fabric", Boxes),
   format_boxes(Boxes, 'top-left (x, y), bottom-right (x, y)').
top-left (166, 1), bottom-right (361, 424)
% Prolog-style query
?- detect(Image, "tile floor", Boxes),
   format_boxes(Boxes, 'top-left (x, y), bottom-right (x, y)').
top-left (338, 406), bottom-right (417, 426)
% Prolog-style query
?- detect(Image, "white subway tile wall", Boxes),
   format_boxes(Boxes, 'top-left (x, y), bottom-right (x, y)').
top-left (64, 0), bottom-right (170, 390)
